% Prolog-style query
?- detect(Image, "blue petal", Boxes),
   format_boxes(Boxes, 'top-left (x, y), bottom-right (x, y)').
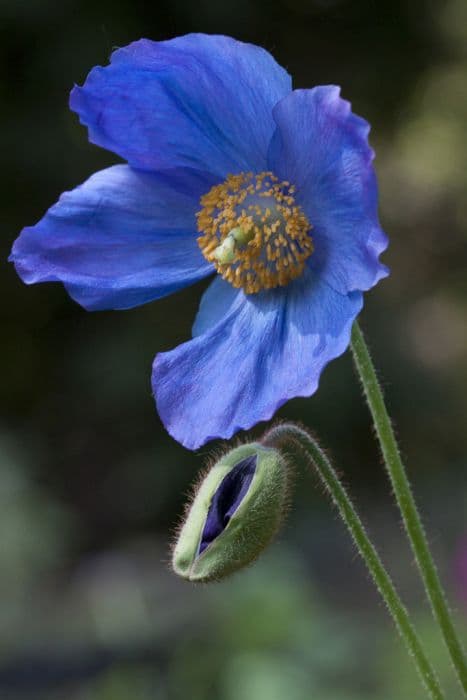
top-left (152, 271), bottom-right (363, 449)
top-left (192, 274), bottom-right (240, 337)
top-left (268, 87), bottom-right (388, 295)
top-left (70, 34), bottom-right (291, 178)
top-left (10, 165), bottom-right (215, 310)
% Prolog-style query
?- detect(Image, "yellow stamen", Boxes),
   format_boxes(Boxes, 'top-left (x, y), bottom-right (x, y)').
top-left (197, 172), bottom-right (313, 294)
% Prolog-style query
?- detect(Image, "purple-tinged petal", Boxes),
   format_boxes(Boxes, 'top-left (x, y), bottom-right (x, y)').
top-left (10, 165), bottom-right (215, 310)
top-left (199, 454), bottom-right (257, 554)
top-left (70, 34), bottom-right (291, 178)
top-left (268, 87), bottom-right (388, 295)
top-left (152, 270), bottom-right (363, 449)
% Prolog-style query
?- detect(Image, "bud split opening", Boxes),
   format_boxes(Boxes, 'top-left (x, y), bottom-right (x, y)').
top-left (172, 443), bottom-right (288, 582)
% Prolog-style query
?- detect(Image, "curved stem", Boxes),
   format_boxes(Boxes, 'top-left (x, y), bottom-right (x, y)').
top-left (262, 422), bottom-right (444, 700)
top-left (350, 320), bottom-right (467, 695)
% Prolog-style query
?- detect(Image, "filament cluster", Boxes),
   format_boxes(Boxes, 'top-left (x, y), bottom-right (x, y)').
top-left (197, 171), bottom-right (313, 294)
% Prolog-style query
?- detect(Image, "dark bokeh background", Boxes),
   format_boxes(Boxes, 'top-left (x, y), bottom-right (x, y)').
top-left (1, 1), bottom-right (467, 698)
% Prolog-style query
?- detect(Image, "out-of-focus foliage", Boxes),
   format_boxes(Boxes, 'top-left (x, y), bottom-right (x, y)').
top-left (0, 432), bottom-right (466, 699)
top-left (1, 0), bottom-right (467, 697)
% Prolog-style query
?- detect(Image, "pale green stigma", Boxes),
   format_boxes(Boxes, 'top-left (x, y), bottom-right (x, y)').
top-left (213, 226), bottom-right (254, 264)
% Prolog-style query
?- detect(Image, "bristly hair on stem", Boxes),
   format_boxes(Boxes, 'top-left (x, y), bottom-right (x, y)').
top-left (262, 421), bottom-right (445, 700)
top-left (351, 320), bottom-right (467, 696)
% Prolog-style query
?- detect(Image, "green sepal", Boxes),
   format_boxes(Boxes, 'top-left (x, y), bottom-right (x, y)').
top-left (172, 443), bottom-right (288, 582)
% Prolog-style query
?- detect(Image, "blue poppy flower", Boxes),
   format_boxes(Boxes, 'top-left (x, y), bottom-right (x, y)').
top-left (10, 34), bottom-right (388, 450)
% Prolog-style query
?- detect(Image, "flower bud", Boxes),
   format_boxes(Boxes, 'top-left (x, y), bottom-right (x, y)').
top-left (172, 443), bottom-right (288, 582)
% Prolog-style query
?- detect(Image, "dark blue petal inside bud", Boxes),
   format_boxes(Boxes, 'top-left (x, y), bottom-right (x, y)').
top-left (199, 455), bottom-right (257, 555)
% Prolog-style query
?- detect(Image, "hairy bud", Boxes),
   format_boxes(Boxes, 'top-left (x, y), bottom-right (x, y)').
top-left (172, 443), bottom-right (288, 582)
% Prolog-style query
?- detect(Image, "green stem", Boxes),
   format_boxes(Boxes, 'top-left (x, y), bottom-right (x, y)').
top-left (351, 320), bottom-right (467, 695)
top-left (262, 422), bottom-right (444, 700)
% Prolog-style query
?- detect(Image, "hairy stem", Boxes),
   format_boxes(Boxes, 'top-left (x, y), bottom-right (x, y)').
top-left (262, 422), bottom-right (445, 700)
top-left (350, 320), bottom-right (467, 695)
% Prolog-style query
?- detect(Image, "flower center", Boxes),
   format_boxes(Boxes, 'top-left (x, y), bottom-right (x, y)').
top-left (197, 171), bottom-right (313, 294)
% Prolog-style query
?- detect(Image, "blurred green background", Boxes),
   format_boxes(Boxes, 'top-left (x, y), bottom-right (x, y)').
top-left (1, 0), bottom-right (467, 697)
